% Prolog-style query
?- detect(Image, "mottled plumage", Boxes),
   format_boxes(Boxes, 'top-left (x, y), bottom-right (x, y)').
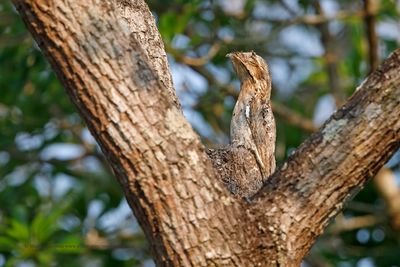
top-left (227, 51), bottom-right (276, 179)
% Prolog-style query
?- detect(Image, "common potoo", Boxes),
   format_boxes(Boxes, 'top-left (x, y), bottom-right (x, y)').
top-left (227, 51), bottom-right (276, 178)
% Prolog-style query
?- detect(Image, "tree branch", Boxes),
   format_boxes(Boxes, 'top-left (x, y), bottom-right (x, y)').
top-left (363, 0), bottom-right (379, 73)
top-left (115, 0), bottom-right (180, 108)
top-left (251, 48), bottom-right (400, 262)
top-left (374, 167), bottom-right (400, 229)
top-left (314, 1), bottom-right (344, 107)
top-left (255, 10), bottom-right (366, 26)
top-left (11, 1), bottom-right (237, 265)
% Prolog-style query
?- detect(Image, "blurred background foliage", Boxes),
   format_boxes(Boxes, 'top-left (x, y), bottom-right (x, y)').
top-left (0, 0), bottom-right (400, 266)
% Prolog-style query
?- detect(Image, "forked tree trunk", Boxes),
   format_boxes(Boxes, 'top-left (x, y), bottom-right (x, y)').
top-left (12, 0), bottom-right (400, 266)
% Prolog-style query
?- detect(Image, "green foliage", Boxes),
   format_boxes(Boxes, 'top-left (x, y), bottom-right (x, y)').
top-left (0, 1), bottom-right (148, 266)
top-left (0, 200), bottom-right (83, 266)
top-left (159, 4), bottom-right (196, 42)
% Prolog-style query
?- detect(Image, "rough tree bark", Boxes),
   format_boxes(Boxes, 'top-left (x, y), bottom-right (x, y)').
top-left (12, 0), bottom-right (400, 266)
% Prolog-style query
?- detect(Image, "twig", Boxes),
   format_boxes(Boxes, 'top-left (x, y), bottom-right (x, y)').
top-left (363, 0), bottom-right (379, 72)
top-left (0, 33), bottom-right (30, 48)
top-left (255, 10), bottom-right (366, 26)
top-left (271, 102), bottom-right (317, 133)
top-left (314, 1), bottom-right (344, 107)
top-left (346, 201), bottom-right (384, 214)
top-left (277, 0), bottom-right (298, 17)
top-left (330, 214), bottom-right (384, 233)
top-left (373, 167), bottom-right (400, 230)
top-left (169, 43), bottom-right (221, 67)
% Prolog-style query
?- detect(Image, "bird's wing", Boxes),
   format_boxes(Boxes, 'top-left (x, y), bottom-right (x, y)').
top-left (249, 99), bottom-right (276, 176)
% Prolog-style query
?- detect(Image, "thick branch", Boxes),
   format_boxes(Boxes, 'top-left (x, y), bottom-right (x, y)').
top-left (115, 0), bottom-right (180, 108)
top-left (251, 48), bottom-right (400, 262)
top-left (11, 1), bottom-right (243, 265)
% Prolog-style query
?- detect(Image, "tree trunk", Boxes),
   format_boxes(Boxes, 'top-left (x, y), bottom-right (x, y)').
top-left (12, 0), bottom-right (400, 266)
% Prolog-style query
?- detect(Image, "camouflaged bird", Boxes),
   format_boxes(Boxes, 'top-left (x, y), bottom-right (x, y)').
top-left (227, 51), bottom-right (276, 179)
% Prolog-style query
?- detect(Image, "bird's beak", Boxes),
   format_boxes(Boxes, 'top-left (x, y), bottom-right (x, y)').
top-left (226, 53), bottom-right (233, 58)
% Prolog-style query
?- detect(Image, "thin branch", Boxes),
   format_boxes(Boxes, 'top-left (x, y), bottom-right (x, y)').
top-left (277, 0), bottom-right (298, 17)
top-left (346, 201), bottom-right (384, 214)
top-left (0, 33), bottom-right (30, 48)
top-left (373, 167), bottom-right (400, 230)
top-left (171, 43), bottom-right (221, 67)
top-left (314, 1), bottom-right (344, 107)
top-left (363, 0), bottom-right (379, 73)
top-left (330, 214), bottom-right (384, 233)
top-left (255, 10), bottom-right (366, 26)
top-left (271, 102), bottom-right (317, 133)
top-left (84, 228), bottom-right (147, 250)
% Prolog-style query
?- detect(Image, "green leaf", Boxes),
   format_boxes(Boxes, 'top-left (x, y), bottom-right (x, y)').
top-left (5, 219), bottom-right (29, 241)
top-left (37, 250), bottom-right (54, 265)
top-left (31, 213), bottom-right (59, 244)
top-left (158, 4), bottom-right (195, 42)
top-left (0, 236), bottom-right (17, 251)
top-left (50, 235), bottom-right (84, 254)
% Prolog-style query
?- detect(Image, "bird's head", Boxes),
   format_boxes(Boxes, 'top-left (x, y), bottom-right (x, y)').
top-left (226, 51), bottom-right (270, 83)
